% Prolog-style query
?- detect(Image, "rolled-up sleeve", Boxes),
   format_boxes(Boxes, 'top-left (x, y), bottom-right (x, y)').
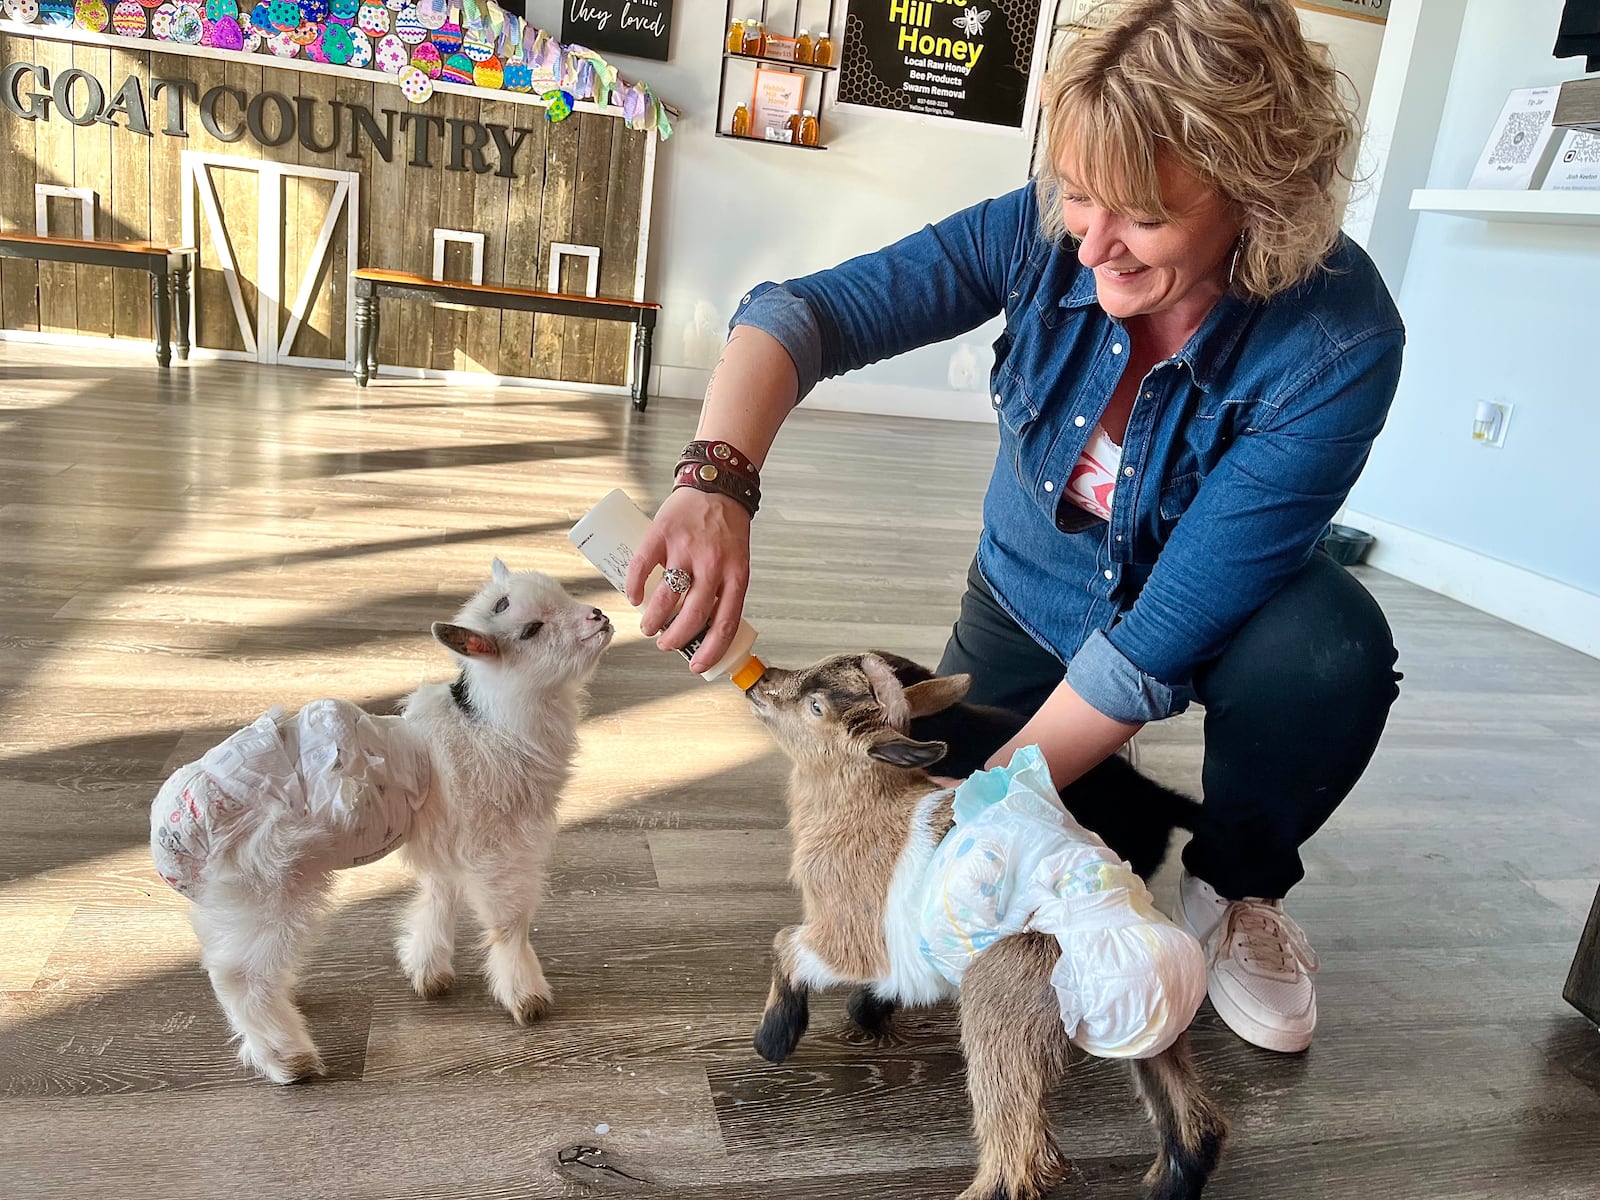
top-left (729, 281), bottom-right (828, 399)
top-left (1066, 628), bottom-right (1183, 724)
top-left (728, 184), bottom-right (1034, 402)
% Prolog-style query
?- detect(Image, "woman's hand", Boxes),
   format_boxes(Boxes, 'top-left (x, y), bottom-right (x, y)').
top-left (624, 488), bottom-right (753, 673)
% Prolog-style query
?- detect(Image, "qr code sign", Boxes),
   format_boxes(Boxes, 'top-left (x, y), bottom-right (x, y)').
top-left (1488, 110), bottom-right (1548, 167)
top-left (1560, 132), bottom-right (1600, 165)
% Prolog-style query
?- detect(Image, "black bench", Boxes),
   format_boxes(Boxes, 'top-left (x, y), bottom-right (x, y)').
top-left (0, 233), bottom-right (195, 368)
top-left (350, 268), bottom-right (659, 410)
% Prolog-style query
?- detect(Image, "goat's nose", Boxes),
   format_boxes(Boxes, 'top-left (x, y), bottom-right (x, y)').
top-left (589, 607), bottom-right (605, 621)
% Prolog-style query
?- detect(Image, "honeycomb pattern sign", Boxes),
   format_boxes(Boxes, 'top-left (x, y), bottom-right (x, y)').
top-left (837, 0), bottom-right (1041, 128)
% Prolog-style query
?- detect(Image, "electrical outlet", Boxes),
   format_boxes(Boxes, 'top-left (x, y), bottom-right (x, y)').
top-left (1472, 400), bottom-right (1513, 448)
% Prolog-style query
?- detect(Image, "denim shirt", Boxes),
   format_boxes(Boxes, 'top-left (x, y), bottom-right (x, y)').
top-left (730, 181), bottom-right (1404, 723)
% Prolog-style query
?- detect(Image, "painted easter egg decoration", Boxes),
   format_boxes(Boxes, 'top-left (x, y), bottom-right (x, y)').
top-left (390, 5), bottom-right (423, 44)
top-left (264, 0), bottom-right (296, 29)
top-left (542, 88), bottom-right (573, 123)
top-left (428, 17), bottom-right (459, 54)
top-left (320, 20), bottom-right (354, 62)
top-left (503, 63), bottom-right (532, 93)
top-left (206, 13), bottom-right (244, 47)
top-left (408, 40), bottom-right (440, 77)
top-left (266, 27), bottom-right (299, 54)
top-left (2, 0), bottom-right (41, 21)
top-left (397, 64), bottom-right (433, 104)
top-left (147, 1), bottom-right (176, 36)
top-left (241, 24), bottom-right (259, 48)
top-left (472, 55), bottom-right (502, 90)
top-left (354, 2), bottom-right (384, 35)
top-left (324, 0), bottom-right (354, 21)
top-left (246, 0), bottom-right (271, 31)
top-left (373, 31), bottom-right (406, 72)
top-left (74, 0), bottom-right (110, 31)
top-left (300, 31), bottom-right (327, 59)
top-left (111, 0), bottom-right (146, 34)
top-left (296, 0), bottom-right (323, 17)
top-left (39, 0), bottom-right (73, 25)
top-left (461, 33), bottom-right (492, 63)
top-left (346, 25), bottom-right (371, 65)
top-left (287, 16), bottom-right (316, 42)
top-left (202, 0), bottom-right (233, 18)
top-left (169, 1), bottom-right (203, 40)
top-left (413, 0), bottom-right (443, 28)
top-left (439, 52), bottom-right (471, 84)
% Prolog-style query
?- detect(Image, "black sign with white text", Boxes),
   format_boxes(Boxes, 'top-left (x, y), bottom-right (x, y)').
top-left (838, 0), bottom-right (1040, 129)
top-left (561, 0), bottom-right (673, 62)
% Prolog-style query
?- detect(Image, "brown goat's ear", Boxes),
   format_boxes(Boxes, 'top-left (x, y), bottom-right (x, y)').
top-left (433, 622), bottom-right (499, 659)
top-left (903, 673), bottom-right (971, 718)
top-left (867, 731), bottom-right (948, 771)
top-left (860, 653), bottom-right (911, 729)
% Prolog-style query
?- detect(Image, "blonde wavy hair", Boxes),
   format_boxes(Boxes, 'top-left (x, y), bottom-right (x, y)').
top-left (1037, 0), bottom-right (1358, 300)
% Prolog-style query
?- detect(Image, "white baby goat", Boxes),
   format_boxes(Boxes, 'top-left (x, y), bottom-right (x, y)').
top-left (149, 560), bottom-right (612, 1083)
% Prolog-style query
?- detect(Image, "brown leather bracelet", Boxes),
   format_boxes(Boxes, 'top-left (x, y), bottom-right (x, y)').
top-left (677, 440), bottom-right (761, 482)
top-left (673, 460), bottom-right (761, 517)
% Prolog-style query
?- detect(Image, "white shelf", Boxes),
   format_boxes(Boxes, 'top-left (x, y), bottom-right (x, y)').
top-left (1410, 188), bottom-right (1600, 226)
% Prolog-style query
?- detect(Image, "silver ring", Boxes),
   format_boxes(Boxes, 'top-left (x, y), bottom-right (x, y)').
top-left (663, 567), bottom-right (692, 595)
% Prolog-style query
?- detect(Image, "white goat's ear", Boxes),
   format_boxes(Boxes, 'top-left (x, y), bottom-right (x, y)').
top-left (903, 673), bottom-right (971, 718)
top-left (860, 654), bottom-right (910, 729)
top-left (433, 622), bottom-right (500, 659)
top-left (867, 731), bottom-right (948, 771)
top-left (490, 558), bottom-right (512, 583)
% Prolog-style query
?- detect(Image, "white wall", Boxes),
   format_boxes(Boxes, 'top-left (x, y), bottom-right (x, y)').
top-left (528, 0), bottom-right (1035, 420)
top-left (529, 3), bottom-right (1386, 419)
top-left (1344, 0), bottom-right (1600, 612)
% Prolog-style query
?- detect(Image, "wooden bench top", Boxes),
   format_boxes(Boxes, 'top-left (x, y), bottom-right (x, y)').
top-left (0, 232), bottom-right (195, 255)
top-left (352, 268), bottom-right (660, 312)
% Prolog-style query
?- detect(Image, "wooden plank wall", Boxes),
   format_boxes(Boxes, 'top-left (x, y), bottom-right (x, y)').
top-left (0, 34), bottom-right (651, 386)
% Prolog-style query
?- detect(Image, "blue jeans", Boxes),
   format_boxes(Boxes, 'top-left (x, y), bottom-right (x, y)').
top-left (936, 552), bottom-right (1401, 899)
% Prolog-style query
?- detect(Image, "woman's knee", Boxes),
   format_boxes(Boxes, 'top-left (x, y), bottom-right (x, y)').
top-left (1200, 554), bottom-right (1400, 718)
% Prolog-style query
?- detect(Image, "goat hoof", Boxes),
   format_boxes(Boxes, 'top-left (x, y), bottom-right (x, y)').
top-left (246, 1043), bottom-right (325, 1085)
top-left (846, 987), bottom-right (897, 1036)
top-left (410, 968), bottom-right (454, 999)
top-left (279, 1051), bottom-right (327, 1082)
top-left (509, 991), bottom-right (552, 1025)
top-left (956, 1140), bottom-right (1066, 1200)
top-left (752, 1008), bottom-right (807, 1064)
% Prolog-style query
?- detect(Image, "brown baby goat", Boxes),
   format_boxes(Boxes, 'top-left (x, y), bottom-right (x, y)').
top-left (745, 652), bottom-right (1227, 1200)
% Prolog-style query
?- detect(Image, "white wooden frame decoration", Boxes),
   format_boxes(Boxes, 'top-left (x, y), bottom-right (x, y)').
top-left (35, 185), bottom-right (97, 239)
top-left (180, 152), bottom-right (360, 367)
top-left (548, 242), bottom-right (600, 297)
top-left (432, 229), bottom-right (486, 284)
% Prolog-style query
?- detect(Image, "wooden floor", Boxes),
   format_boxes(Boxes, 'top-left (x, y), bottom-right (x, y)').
top-left (2, 342), bottom-right (1598, 1200)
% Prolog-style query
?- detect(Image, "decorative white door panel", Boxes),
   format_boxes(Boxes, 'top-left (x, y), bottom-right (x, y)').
top-left (181, 153), bottom-right (360, 367)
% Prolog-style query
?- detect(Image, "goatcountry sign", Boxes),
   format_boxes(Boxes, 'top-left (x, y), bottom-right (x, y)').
top-left (1, 60), bottom-right (539, 178)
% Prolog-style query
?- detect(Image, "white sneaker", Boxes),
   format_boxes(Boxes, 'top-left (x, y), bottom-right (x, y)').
top-left (1179, 871), bottom-right (1319, 1054)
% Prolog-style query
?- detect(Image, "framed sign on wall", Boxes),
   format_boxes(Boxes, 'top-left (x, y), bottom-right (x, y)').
top-left (562, 0), bottom-right (674, 62)
top-left (836, 0), bottom-right (1045, 129)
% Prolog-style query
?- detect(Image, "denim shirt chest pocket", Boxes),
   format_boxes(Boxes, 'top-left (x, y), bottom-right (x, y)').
top-left (1182, 389), bottom-right (1259, 477)
top-left (989, 299), bottom-right (1059, 483)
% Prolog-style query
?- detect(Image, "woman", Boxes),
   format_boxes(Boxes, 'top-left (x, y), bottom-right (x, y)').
top-left (625, 0), bottom-right (1403, 1054)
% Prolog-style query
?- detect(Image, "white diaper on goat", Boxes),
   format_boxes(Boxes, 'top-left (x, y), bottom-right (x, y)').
top-left (917, 745), bottom-right (1208, 1060)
